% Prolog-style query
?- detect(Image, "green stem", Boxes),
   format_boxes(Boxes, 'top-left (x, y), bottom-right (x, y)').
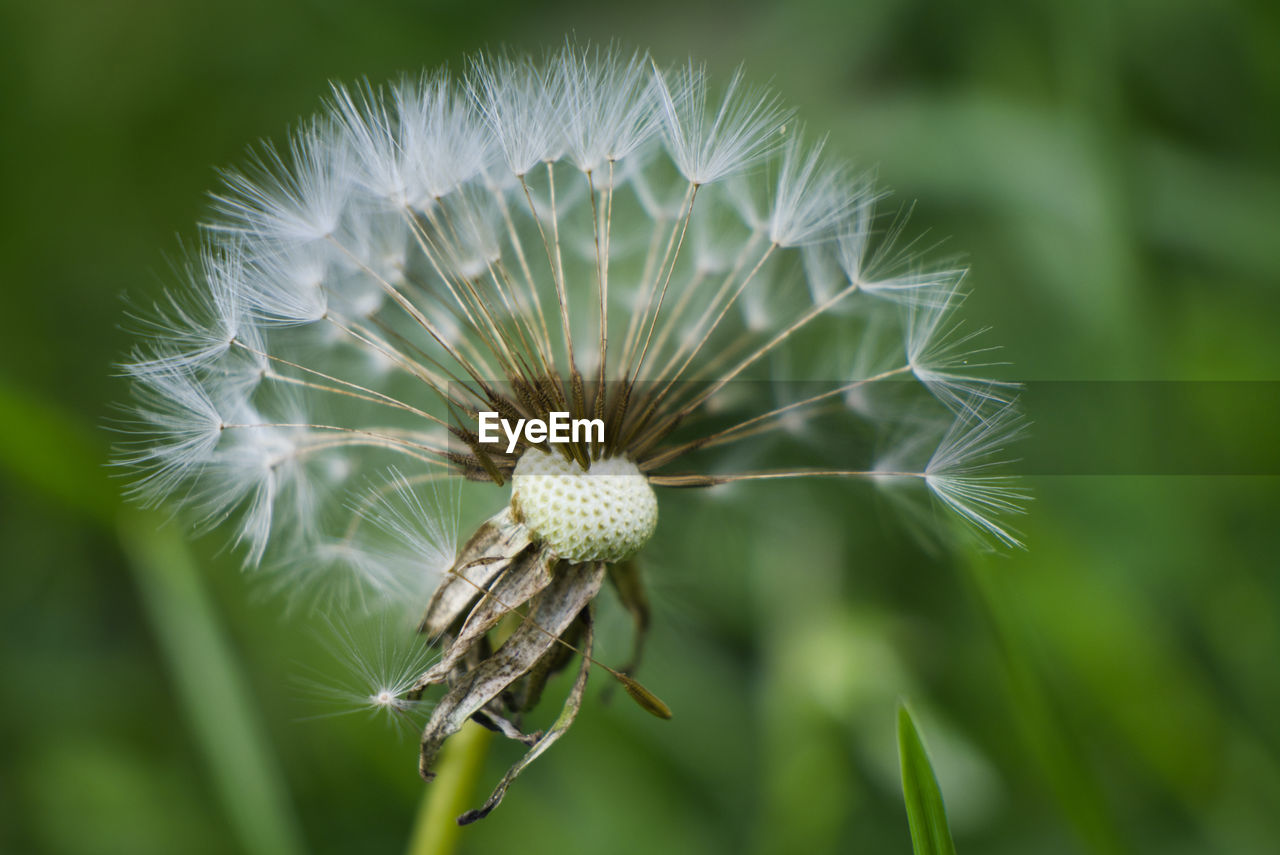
top-left (405, 721), bottom-right (494, 855)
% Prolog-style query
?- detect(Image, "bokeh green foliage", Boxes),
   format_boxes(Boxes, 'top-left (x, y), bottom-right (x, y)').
top-left (2, 0), bottom-right (1278, 853)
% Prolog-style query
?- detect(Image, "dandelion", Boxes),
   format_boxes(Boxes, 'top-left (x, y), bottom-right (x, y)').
top-left (120, 43), bottom-right (1027, 823)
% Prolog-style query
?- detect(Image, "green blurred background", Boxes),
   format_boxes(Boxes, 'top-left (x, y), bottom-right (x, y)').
top-left (3, 0), bottom-right (1278, 853)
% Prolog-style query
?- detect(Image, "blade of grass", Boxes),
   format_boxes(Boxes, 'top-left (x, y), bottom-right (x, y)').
top-left (0, 379), bottom-right (307, 855)
top-left (118, 512), bottom-right (307, 855)
top-left (965, 558), bottom-right (1127, 855)
top-left (0, 376), bottom-right (117, 523)
top-left (898, 703), bottom-right (959, 855)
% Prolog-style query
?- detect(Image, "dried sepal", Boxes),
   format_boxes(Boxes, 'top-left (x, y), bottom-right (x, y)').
top-left (418, 507), bottom-right (531, 638)
top-left (605, 560), bottom-right (650, 676)
top-left (503, 611), bottom-right (586, 714)
top-left (418, 560), bottom-right (606, 779)
top-left (469, 706), bottom-right (541, 746)
top-left (414, 547), bottom-right (556, 689)
top-left (458, 606), bottom-right (597, 825)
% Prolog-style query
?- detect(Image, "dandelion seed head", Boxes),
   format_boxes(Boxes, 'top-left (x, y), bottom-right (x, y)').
top-left (121, 42), bottom-right (1028, 594)
top-left (119, 43), bottom-right (1028, 818)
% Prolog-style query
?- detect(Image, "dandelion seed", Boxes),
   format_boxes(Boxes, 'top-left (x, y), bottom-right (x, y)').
top-left (469, 52), bottom-right (561, 177)
top-left (120, 43), bottom-right (1027, 822)
top-left (925, 402), bottom-right (1031, 548)
top-left (767, 127), bottom-right (866, 247)
top-left (297, 615), bottom-right (439, 734)
top-left (210, 118), bottom-right (350, 245)
top-left (652, 61), bottom-right (790, 185)
top-left (557, 42), bottom-right (659, 173)
top-left (905, 281), bottom-right (1020, 416)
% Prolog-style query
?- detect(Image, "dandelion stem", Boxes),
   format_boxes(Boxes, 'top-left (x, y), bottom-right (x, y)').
top-left (406, 721), bottom-right (494, 854)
